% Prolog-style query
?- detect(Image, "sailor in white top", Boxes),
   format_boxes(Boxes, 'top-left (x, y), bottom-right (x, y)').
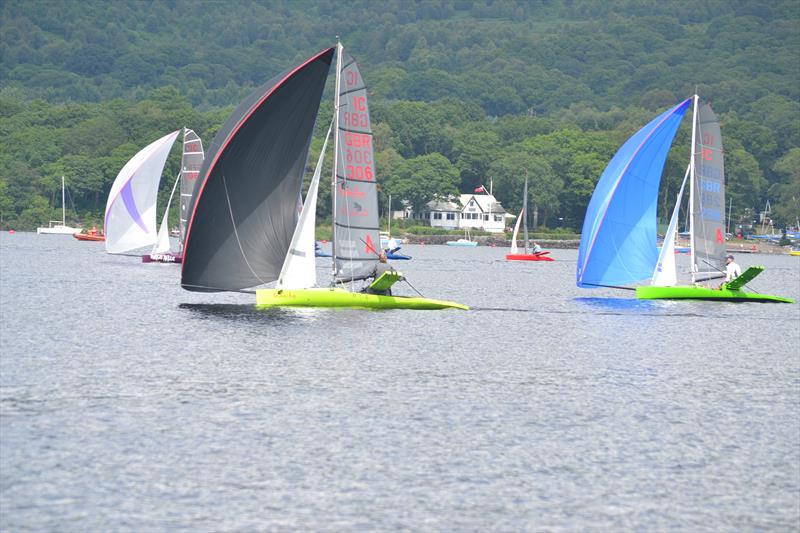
top-left (725, 254), bottom-right (742, 282)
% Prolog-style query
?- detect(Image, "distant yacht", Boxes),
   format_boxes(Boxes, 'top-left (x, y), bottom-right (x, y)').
top-left (37, 176), bottom-right (81, 235)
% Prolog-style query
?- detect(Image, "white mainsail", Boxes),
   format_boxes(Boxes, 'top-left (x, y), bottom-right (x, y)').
top-left (510, 208), bottom-right (524, 255)
top-left (105, 130), bottom-right (181, 254)
top-left (276, 124), bottom-right (332, 289)
top-left (152, 171), bottom-right (181, 254)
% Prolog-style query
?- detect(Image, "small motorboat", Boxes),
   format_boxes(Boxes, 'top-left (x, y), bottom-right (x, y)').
top-left (73, 227), bottom-right (105, 242)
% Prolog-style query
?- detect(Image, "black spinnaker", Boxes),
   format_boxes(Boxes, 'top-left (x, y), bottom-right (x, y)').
top-left (181, 48), bottom-right (334, 292)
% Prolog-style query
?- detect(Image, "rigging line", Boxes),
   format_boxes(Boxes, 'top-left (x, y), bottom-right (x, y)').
top-left (403, 278), bottom-right (425, 298)
top-left (221, 170), bottom-right (268, 286)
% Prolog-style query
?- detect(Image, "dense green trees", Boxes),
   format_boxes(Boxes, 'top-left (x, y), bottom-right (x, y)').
top-left (1, 0), bottom-right (798, 229)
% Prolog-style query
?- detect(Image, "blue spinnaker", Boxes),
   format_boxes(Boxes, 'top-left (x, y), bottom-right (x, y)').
top-left (577, 98), bottom-right (692, 288)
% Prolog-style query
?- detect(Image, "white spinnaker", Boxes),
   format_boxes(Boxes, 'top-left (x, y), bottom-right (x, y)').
top-left (510, 208), bottom-right (524, 255)
top-left (276, 124), bottom-right (332, 290)
top-left (105, 130), bottom-right (181, 254)
top-left (652, 165), bottom-right (689, 286)
top-left (152, 172), bottom-right (180, 254)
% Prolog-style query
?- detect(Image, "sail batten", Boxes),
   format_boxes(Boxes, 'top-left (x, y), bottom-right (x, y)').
top-left (577, 98), bottom-right (692, 288)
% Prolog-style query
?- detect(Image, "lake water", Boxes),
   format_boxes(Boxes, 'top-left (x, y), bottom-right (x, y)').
top-left (1, 232), bottom-right (799, 531)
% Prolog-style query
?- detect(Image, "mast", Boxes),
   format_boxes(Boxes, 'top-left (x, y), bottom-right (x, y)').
top-left (61, 175), bottom-right (66, 226)
top-left (727, 197), bottom-right (733, 236)
top-left (330, 40), bottom-right (343, 283)
top-left (523, 170), bottom-right (529, 254)
top-left (388, 194), bottom-right (391, 236)
top-left (688, 94), bottom-right (698, 283)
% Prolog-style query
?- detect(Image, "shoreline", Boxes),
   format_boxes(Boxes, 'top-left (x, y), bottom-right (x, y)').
top-left (398, 234), bottom-right (792, 254)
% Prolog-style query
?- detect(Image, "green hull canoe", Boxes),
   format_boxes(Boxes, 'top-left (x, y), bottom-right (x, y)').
top-left (255, 288), bottom-right (469, 310)
top-left (636, 285), bottom-right (794, 303)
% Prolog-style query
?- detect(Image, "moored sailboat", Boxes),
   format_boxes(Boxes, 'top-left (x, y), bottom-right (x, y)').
top-left (577, 95), bottom-right (793, 303)
top-left (181, 44), bottom-right (466, 310)
top-left (37, 176), bottom-right (81, 235)
top-left (446, 228), bottom-right (478, 246)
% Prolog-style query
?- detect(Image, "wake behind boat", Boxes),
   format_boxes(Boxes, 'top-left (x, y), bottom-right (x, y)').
top-left (180, 43), bottom-right (466, 311)
top-left (577, 94), bottom-right (793, 303)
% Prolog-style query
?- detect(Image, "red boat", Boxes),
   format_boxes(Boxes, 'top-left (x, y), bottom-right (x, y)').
top-left (506, 173), bottom-right (555, 263)
top-left (506, 251), bottom-right (554, 261)
top-left (73, 228), bottom-right (105, 242)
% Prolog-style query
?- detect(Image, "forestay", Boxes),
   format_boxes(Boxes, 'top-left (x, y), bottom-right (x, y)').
top-left (576, 98), bottom-right (691, 288)
top-left (333, 48), bottom-right (380, 282)
top-left (105, 130), bottom-right (181, 254)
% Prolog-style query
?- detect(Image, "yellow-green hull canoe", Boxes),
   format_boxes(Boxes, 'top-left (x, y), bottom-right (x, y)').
top-left (636, 285), bottom-right (794, 303)
top-left (256, 288), bottom-right (469, 310)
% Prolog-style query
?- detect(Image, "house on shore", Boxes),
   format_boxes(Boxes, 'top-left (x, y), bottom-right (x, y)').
top-left (403, 193), bottom-right (510, 233)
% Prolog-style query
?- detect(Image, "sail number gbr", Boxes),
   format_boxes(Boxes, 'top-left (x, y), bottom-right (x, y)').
top-left (344, 131), bottom-right (373, 181)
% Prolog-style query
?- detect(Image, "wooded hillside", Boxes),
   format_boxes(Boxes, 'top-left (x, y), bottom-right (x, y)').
top-left (1, 0), bottom-right (798, 230)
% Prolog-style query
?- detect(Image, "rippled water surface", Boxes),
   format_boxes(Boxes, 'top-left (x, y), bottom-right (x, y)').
top-left (2, 233), bottom-right (799, 531)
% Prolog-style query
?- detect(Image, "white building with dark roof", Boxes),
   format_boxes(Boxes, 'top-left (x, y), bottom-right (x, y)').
top-left (407, 193), bottom-right (510, 233)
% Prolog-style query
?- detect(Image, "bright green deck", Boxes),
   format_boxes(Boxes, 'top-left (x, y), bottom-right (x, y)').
top-left (636, 285), bottom-right (794, 303)
top-left (255, 287), bottom-right (469, 310)
top-left (368, 270), bottom-right (402, 292)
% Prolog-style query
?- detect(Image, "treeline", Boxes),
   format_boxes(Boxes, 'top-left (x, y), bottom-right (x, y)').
top-left (0, 0), bottom-right (798, 229)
